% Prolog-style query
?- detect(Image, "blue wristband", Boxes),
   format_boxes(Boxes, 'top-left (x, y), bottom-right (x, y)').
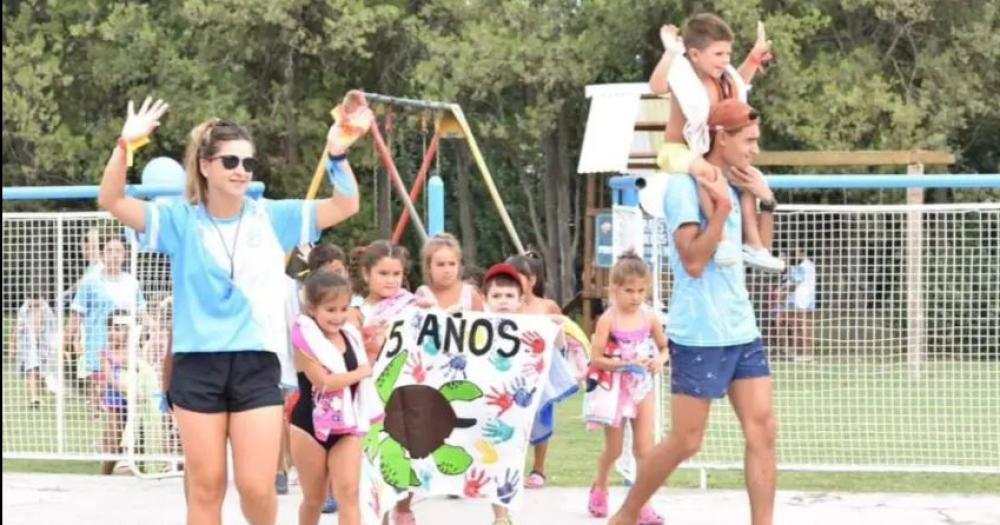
top-left (621, 363), bottom-right (647, 376)
top-left (326, 154), bottom-right (356, 197)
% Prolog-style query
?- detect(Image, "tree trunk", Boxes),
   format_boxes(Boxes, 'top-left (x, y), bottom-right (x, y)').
top-left (520, 163), bottom-right (548, 257)
top-left (542, 130), bottom-right (562, 302)
top-left (554, 104), bottom-right (576, 306)
top-left (281, 42), bottom-right (300, 171)
top-left (455, 146), bottom-right (478, 265)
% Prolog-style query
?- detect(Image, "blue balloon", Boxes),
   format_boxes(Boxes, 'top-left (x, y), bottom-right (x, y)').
top-left (141, 157), bottom-right (185, 188)
top-left (130, 157), bottom-right (185, 251)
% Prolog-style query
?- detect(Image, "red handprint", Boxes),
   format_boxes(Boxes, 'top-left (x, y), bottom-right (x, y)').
top-left (487, 386), bottom-right (514, 415)
top-left (521, 331), bottom-right (546, 355)
top-left (369, 478), bottom-right (381, 517)
top-left (406, 352), bottom-right (428, 384)
top-left (522, 355), bottom-right (545, 378)
top-left (463, 468), bottom-right (488, 498)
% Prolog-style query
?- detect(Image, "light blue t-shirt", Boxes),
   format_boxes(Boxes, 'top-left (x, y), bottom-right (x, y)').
top-left (141, 197), bottom-right (319, 354)
top-left (70, 272), bottom-right (145, 372)
top-left (663, 175), bottom-right (760, 346)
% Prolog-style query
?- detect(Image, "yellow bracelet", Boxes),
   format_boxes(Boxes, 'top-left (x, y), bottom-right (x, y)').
top-left (122, 136), bottom-right (150, 167)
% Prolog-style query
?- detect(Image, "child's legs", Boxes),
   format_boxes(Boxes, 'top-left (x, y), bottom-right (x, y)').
top-left (697, 184), bottom-right (716, 224)
top-left (531, 441), bottom-right (549, 473)
top-left (289, 427), bottom-right (328, 525)
top-left (594, 424), bottom-right (625, 489)
top-left (630, 394), bottom-right (656, 461)
top-left (101, 405), bottom-right (125, 452)
top-left (231, 406), bottom-right (282, 525)
top-left (803, 311), bottom-right (815, 354)
top-left (788, 311), bottom-right (801, 353)
top-left (688, 157), bottom-right (722, 225)
top-left (137, 364), bottom-right (165, 457)
top-left (25, 369), bottom-right (41, 401)
top-left (740, 190), bottom-right (763, 249)
top-left (100, 406), bottom-right (127, 474)
top-left (328, 436), bottom-right (361, 525)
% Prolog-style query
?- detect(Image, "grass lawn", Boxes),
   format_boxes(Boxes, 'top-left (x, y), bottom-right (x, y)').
top-left (539, 393), bottom-right (1000, 493)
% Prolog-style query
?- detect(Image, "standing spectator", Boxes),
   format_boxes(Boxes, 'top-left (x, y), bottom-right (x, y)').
top-left (785, 248), bottom-right (817, 360)
top-left (11, 280), bottom-right (58, 407)
top-left (65, 237), bottom-right (146, 410)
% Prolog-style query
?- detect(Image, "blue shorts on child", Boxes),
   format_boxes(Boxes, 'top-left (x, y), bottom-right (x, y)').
top-left (668, 338), bottom-right (770, 399)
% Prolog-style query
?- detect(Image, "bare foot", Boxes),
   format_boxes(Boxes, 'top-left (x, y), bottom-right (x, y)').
top-left (608, 510), bottom-right (638, 525)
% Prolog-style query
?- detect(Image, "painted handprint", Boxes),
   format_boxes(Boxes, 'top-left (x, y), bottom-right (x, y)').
top-left (439, 353), bottom-right (467, 379)
top-left (406, 352), bottom-right (428, 384)
top-left (409, 310), bottom-right (425, 333)
top-left (495, 468), bottom-right (520, 504)
top-left (369, 478), bottom-right (381, 517)
top-left (511, 377), bottom-right (536, 408)
top-left (463, 468), bottom-right (488, 498)
top-left (522, 355), bottom-right (545, 378)
top-left (520, 330), bottom-right (546, 355)
top-left (418, 469), bottom-right (433, 489)
top-left (474, 438), bottom-right (499, 464)
top-left (486, 386), bottom-right (514, 415)
top-left (422, 334), bottom-right (441, 356)
top-left (489, 352), bottom-right (512, 372)
top-left (483, 417), bottom-right (515, 444)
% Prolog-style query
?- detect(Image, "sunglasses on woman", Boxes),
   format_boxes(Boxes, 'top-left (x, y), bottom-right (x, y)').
top-left (207, 155), bottom-right (258, 173)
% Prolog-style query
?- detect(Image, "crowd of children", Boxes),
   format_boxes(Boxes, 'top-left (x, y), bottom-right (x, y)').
top-left (253, 227), bottom-right (670, 525)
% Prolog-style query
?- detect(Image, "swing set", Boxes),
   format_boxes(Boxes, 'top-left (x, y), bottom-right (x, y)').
top-left (326, 92), bottom-right (527, 253)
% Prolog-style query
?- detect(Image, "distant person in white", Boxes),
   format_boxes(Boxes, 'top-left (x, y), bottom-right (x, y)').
top-left (784, 247), bottom-right (816, 360)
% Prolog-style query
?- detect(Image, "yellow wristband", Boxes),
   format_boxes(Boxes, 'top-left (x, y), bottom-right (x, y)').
top-left (124, 136), bottom-right (150, 167)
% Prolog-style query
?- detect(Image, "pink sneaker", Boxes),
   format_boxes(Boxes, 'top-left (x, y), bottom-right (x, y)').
top-left (638, 504), bottom-right (665, 525)
top-left (587, 485), bottom-right (608, 517)
top-left (391, 508), bottom-right (417, 525)
top-left (524, 470), bottom-right (546, 489)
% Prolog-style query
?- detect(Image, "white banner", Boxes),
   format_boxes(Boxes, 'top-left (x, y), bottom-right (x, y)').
top-left (360, 309), bottom-right (559, 523)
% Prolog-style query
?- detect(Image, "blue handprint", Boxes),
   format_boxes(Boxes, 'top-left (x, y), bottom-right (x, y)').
top-left (495, 468), bottom-right (520, 504)
top-left (440, 353), bottom-right (467, 379)
top-left (511, 377), bottom-right (536, 408)
top-left (422, 336), bottom-right (441, 356)
top-left (410, 311), bottom-right (425, 334)
top-left (483, 417), bottom-right (515, 444)
top-left (418, 469), bottom-right (433, 489)
top-left (489, 352), bottom-right (512, 372)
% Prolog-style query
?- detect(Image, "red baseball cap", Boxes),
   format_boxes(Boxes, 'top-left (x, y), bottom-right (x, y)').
top-left (482, 263), bottom-right (524, 292)
top-left (708, 99), bottom-right (760, 133)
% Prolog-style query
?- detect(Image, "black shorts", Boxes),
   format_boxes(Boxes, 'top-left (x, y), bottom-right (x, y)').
top-left (168, 351), bottom-right (283, 413)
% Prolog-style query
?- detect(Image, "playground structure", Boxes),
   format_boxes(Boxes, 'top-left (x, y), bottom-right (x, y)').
top-left (577, 82), bottom-right (1000, 478)
top-left (361, 92), bottom-right (526, 253)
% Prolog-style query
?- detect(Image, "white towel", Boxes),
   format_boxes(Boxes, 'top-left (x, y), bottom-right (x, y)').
top-left (293, 315), bottom-right (383, 435)
top-left (667, 56), bottom-right (749, 156)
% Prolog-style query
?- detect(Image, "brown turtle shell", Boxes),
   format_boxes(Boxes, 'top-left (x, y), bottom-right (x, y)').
top-left (383, 384), bottom-right (458, 459)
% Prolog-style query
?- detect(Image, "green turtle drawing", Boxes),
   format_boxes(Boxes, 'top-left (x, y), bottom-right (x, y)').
top-left (364, 350), bottom-right (482, 490)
